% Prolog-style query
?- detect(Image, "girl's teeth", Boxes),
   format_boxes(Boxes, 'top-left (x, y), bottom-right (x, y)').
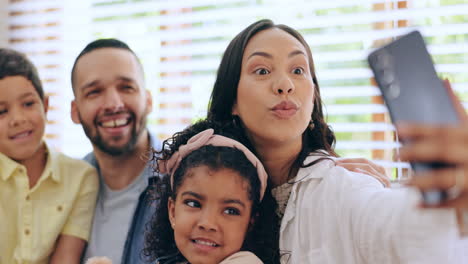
top-left (14, 132), bottom-right (30, 139)
top-left (195, 240), bottom-right (217, 247)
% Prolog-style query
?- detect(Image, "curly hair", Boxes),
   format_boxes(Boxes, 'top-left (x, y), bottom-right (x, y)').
top-left (144, 119), bottom-right (280, 264)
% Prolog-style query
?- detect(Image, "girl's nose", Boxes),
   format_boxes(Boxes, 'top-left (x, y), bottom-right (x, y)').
top-left (197, 209), bottom-right (218, 232)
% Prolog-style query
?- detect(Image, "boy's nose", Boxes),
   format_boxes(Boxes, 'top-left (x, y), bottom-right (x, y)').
top-left (9, 109), bottom-right (27, 127)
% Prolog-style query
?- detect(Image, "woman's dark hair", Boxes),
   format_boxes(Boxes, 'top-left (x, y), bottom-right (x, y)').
top-left (207, 19), bottom-right (337, 179)
top-left (144, 119), bottom-right (280, 264)
top-left (0, 48), bottom-right (44, 100)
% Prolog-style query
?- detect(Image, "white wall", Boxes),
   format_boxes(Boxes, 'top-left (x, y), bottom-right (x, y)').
top-left (0, 0), bottom-right (8, 47)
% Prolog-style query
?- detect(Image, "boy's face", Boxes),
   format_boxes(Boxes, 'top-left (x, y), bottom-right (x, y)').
top-left (0, 76), bottom-right (48, 161)
top-left (71, 48), bottom-right (152, 156)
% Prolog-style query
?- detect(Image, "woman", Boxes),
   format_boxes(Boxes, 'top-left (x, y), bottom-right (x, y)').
top-left (207, 19), bottom-right (464, 263)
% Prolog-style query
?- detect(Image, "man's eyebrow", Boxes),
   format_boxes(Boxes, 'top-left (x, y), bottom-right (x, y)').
top-left (117, 76), bottom-right (137, 83)
top-left (79, 80), bottom-right (99, 91)
top-left (247, 51), bottom-right (273, 60)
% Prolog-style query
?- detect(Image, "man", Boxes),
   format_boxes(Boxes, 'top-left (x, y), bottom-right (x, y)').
top-left (70, 39), bottom-right (160, 264)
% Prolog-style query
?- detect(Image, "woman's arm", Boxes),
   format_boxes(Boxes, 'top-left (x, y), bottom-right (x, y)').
top-left (49, 234), bottom-right (86, 264)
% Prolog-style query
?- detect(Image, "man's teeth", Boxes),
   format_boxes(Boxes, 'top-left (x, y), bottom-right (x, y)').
top-left (115, 119), bottom-right (127, 126)
top-left (101, 119), bottom-right (128, 128)
top-left (194, 240), bottom-right (217, 247)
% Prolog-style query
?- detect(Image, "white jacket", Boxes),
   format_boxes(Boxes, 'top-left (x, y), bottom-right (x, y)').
top-left (279, 155), bottom-right (464, 264)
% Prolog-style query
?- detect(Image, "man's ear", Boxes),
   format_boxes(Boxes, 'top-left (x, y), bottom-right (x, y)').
top-left (145, 89), bottom-right (153, 115)
top-left (70, 100), bottom-right (81, 124)
top-left (168, 197), bottom-right (176, 229)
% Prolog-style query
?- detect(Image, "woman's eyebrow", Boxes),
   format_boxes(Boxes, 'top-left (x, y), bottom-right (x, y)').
top-left (247, 51), bottom-right (273, 60)
top-left (289, 49), bottom-right (306, 58)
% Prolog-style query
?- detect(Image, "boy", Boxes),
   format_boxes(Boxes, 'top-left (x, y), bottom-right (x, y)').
top-left (0, 48), bottom-right (98, 264)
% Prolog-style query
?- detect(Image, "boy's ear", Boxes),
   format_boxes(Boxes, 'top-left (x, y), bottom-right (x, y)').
top-left (70, 100), bottom-right (81, 124)
top-left (168, 197), bottom-right (176, 229)
top-left (43, 95), bottom-right (49, 114)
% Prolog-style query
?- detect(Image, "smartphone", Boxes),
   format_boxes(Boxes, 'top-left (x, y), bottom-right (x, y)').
top-left (367, 30), bottom-right (460, 204)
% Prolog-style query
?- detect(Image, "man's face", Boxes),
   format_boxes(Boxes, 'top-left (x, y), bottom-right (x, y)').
top-left (71, 48), bottom-right (152, 156)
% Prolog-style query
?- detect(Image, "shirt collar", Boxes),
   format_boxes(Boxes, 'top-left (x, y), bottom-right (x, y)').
top-left (0, 143), bottom-right (59, 182)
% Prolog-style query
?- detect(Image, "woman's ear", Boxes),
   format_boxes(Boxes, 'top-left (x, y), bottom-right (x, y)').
top-left (168, 197), bottom-right (176, 229)
top-left (232, 102), bottom-right (239, 115)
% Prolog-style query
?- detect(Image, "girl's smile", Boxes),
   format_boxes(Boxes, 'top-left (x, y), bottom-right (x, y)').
top-left (168, 165), bottom-right (253, 264)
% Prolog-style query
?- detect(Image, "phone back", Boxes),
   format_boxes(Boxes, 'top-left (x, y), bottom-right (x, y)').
top-left (368, 30), bottom-right (460, 172)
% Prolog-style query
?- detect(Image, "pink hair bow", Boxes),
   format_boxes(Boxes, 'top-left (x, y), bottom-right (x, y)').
top-left (158, 129), bottom-right (268, 200)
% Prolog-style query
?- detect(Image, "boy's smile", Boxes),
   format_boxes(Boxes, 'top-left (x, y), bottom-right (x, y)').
top-left (0, 76), bottom-right (48, 161)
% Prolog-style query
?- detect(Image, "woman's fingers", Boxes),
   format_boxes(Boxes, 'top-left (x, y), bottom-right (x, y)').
top-left (406, 167), bottom-right (468, 209)
top-left (397, 124), bottom-right (468, 164)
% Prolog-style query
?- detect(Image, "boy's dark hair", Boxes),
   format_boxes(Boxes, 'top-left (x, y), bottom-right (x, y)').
top-left (70, 38), bottom-right (142, 93)
top-left (207, 19), bottom-right (337, 180)
top-left (0, 48), bottom-right (44, 100)
top-left (144, 119), bottom-right (281, 264)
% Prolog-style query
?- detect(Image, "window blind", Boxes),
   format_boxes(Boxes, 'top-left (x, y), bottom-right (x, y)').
top-left (5, 0), bottom-right (468, 178)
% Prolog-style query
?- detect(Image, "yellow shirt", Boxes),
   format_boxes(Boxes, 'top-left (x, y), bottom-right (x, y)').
top-left (0, 145), bottom-right (99, 264)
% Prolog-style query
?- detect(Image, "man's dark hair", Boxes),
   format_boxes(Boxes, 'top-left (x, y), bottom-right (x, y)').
top-left (0, 48), bottom-right (44, 100)
top-left (70, 38), bottom-right (141, 93)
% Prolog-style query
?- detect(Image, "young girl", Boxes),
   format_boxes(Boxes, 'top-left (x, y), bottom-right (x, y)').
top-left (144, 121), bottom-right (281, 264)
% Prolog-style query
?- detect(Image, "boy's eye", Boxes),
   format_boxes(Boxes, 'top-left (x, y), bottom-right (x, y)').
top-left (24, 101), bottom-right (35, 107)
top-left (254, 68), bottom-right (270, 75)
top-left (224, 207), bottom-right (240, 216)
top-left (292, 67), bottom-right (305, 74)
top-left (184, 199), bottom-right (201, 208)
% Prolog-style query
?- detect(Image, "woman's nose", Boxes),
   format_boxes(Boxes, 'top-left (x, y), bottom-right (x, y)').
top-left (274, 74), bottom-right (295, 95)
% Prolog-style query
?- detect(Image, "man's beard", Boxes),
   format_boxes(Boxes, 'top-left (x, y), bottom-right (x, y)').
top-left (79, 112), bottom-right (147, 156)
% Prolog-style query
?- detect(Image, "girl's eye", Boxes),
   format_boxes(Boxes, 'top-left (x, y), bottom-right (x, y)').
top-left (0, 109), bottom-right (7, 115)
top-left (292, 67), bottom-right (305, 75)
top-left (254, 68), bottom-right (270, 75)
top-left (184, 200), bottom-right (201, 208)
top-left (224, 207), bottom-right (240, 216)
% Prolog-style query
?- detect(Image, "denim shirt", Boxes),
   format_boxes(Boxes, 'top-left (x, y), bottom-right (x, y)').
top-left (84, 131), bottom-right (161, 264)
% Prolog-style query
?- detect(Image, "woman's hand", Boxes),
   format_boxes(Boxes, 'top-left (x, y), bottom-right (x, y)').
top-left (398, 123), bottom-right (468, 210)
top-left (336, 158), bottom-right (391, 187)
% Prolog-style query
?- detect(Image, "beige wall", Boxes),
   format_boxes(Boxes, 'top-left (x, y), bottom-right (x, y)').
top-left (0, 0), bottom-right (8, 47)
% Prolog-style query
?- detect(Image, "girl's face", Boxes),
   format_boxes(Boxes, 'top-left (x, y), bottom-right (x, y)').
top-left (168, 165), bottom-right (253, 264)
top-left (233, 28), bottom-right (315, 148)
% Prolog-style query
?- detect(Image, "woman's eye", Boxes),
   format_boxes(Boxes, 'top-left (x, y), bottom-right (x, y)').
top-left (224, 207), bottom-right (240, 216)
top-left (0, 109), bottom-right (7, 115)
top-left (184, 200), bottom-right (201, 208)
top-left (293, 67), bottom-right (305, 74)
top-left (254, 68), bottom-right (270, 75)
